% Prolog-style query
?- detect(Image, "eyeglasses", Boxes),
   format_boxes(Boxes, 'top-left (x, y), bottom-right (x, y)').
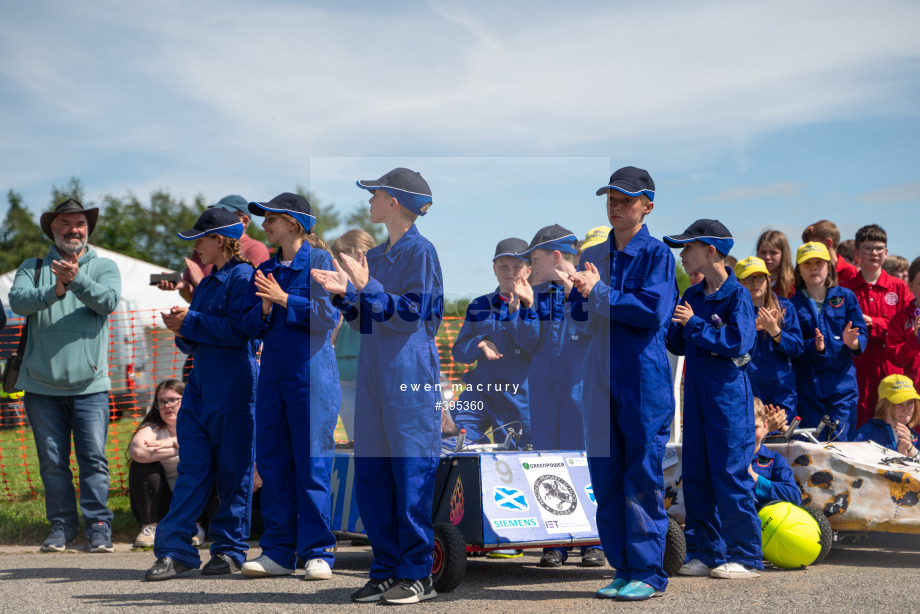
top-left (859, 244), bottom-right (886, 254)
top-left (158, 397), bottom-right (182, 407)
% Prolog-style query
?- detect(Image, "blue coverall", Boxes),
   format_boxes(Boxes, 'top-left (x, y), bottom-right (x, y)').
top-left (747, 296), bottom-right (804, 422)
top-left (520, 280), bottom-right (590, 450)
top-left (665, 267), bottom-right (763, 570)
top-left (790, 286), bottom-right (867, 441)
top-left (240, 241), bottom-right (341, 569)
top-left (853, 418), bottom-right (920, 452)
top-left (751, 446), bottom-right (801, 508)
top-left (569, 226), bottom-right (678, 591)
top-left (154, 259), bottom-right (259, 569)
top-left (450, 290), bottom-right (532, 448)
top-left (333, 225), bottom-right (443, 581)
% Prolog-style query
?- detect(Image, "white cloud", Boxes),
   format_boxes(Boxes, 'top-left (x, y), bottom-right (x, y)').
top-left (858, 180), bottom-right (920, 203)
top-left (2, 0), bottom-right (920, 296)
top-left (699, 181), bottom-right (805, 203)
top-left (3, 0), bottom-right (920, 166)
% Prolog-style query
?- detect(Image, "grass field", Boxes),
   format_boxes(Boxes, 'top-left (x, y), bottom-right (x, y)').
top-left (0, 413), bottom-right (351, 545)
top-left (0, 316), bottom-right (468, 545)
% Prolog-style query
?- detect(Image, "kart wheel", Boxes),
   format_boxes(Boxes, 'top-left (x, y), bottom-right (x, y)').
top-left (432, 522), bottom-right (466, 593)
top-left (803, 504), bottom-right (833, 563)
top-left (664, 515), bottom-right (686, 577)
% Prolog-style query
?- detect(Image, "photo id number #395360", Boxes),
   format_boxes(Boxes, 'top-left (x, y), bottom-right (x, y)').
top-left (442, 400), bottom-right (484, 411)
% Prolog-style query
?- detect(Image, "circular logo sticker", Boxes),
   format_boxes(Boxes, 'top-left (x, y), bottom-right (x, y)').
top-left (885, 292), bottom-right (899, 306)
top-left (533, 475), bottom-right (578, 515)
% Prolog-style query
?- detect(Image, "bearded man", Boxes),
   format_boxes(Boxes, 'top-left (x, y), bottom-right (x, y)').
top-left (8, 198), bottom-right (121, 552)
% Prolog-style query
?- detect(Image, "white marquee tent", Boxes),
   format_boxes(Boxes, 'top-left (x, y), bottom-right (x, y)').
top-left (0, 245), bottom-right (178, 325)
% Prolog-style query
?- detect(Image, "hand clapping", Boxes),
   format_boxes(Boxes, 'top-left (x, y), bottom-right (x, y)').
top-left (672, 300), bottom-right (694, 326)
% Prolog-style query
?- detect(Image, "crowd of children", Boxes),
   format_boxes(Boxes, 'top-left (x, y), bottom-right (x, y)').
top-left (125, 164), bottom-right (920, 604)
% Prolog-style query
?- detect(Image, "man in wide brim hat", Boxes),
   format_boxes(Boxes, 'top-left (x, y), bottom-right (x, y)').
top-left (8, 196), bottom-right (121, 555)
top-left (40, 198), bottom-right (99, 240)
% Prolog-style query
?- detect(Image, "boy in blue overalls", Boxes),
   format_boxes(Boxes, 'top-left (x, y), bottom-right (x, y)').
top-left (448, 238), bottom-right (533, 449)
top-left (514, 224), bottom-right (604, 568)
top-left (565, 166), bottom-right (678, 600)
top-left (664, 219), bottom-right (763, 580)
top-left (751, 398), bottom-right (800, 508)
top-left (312, 168), bottom-right (443, 605)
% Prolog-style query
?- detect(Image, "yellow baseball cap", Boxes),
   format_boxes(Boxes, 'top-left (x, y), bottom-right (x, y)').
top-left (581, 226), bottom-right (611, 251)
top-left (734, 256), bottom-right (770, 280)
top-left (796, 242), bottom-right (831, 265)
top-left (878, 374), bottom-right (920, 405)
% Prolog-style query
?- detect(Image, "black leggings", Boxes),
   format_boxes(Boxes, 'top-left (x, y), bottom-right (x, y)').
top-left (128, 461), bottom-right (220, 526)
top-left (128, 461), bottom-right (173, 525)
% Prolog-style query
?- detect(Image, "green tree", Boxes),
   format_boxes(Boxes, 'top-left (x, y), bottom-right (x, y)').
top-left (50, 176), bottom-right (87, 209)
top-left (295, 185), bottom-right (340, 239)
top-left (676, 262), bottom-right (691, 295)
top-left (344, 205), bottom-right (385, 243)
top-left (93, 190), bottom-right (206, 271)
top-left (0, 190), bottom-right (48, 272)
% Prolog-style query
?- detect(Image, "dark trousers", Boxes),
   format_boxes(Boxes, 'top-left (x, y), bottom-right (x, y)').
top-left (129, 461), bottom-right (172, 525)
top-left (129, 461), bottom-right (219, 526)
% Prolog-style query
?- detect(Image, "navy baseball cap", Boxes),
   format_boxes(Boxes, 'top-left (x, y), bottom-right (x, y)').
top-left (209, 194), bottom-right (249, 215)
top-left (248, 193), bottom-right (316, 233)
top-left (356, 167), bottom-right (433, 216)
top-left (663, 219), bottom-right (734, 255)
top-left (493, 238), bottom-right (529, 262)
top-left (521, 224), bottom-right (578, 256)
top-left (178, 207), bottom-right (244, 240)
top-left (596, 166), bottom-right (655, 200)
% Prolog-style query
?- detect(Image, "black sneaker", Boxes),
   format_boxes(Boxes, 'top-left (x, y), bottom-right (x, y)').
top-left (381, 577), bottom-right (437, 604)
top-left (145, 556), bottom-right (193, 581)
top-left (202, 553), bottom-right (242, 575)
top-left (540, 550), bottom-right (565, 567)
top-left (86, 522), bottom-right (114, 553)
top-left (581, 547), bottom-right (606, 567)
top-left (40, 525), bottom-right (76, 552)
top-left (351, 577), bottom-right (396, 602)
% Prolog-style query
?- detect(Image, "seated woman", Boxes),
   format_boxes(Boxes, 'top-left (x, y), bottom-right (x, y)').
top-left (128, 379), bottom-right (206, 548)
top-left (853, 374), bottom-right (920, 457)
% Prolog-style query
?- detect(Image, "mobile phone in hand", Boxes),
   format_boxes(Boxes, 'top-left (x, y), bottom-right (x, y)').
top-left (150, 272), bottom-right (181, 286)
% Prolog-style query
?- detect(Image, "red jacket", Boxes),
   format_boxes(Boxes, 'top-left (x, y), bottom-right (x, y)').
top-left (887, 299), bottom-right (920, 386)
top-left (836, 257), bottom-right (859, 285)
top-left (841, 270), bottom-right (913, 426)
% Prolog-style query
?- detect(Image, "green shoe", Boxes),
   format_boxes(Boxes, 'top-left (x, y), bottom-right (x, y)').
top-left (487, 549), bottom-right (524, 559)
top-left (615, 580), bottom-right (664, 601)
top-left (596, 578), bottom-right (628, 599)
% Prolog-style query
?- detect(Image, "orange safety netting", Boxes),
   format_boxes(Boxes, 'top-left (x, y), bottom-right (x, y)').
top-left (0, 310), bottom-right (471, 502)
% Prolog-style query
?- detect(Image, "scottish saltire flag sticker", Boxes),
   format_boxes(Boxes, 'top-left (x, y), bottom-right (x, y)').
top-left (493, 486), bottom-right (529, 511)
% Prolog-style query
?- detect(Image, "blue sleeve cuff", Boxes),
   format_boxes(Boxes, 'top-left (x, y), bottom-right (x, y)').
top-left (754, 475), bottom-right (772, 501)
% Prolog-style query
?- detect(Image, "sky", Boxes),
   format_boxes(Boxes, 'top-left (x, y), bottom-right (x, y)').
top-left (2, 0), bottom-right (919, 301)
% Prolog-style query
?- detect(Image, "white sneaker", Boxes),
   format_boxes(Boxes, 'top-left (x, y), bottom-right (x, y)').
top-left (710, 562), bottom-right (762, 579)
top-left (134, 524), bottom-right (157, 548)
top-left (677, 558), bottom-right (712, 576)
top-left (303, 558), bottom-right (332, 580)
top-left (241, 554), bottom-right (295, 577)
top-left (191, 523), bottom-right (206, 547)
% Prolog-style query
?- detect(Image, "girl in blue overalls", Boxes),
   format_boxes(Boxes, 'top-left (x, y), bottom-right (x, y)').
top-left (734, 257), bottom-right (804, 425)
top-left (789, 242), bottom-right (867, 441)
top-left (239, 193), bottom-right (340, 580)
top-left (146, 207), bottom-right (258, 581)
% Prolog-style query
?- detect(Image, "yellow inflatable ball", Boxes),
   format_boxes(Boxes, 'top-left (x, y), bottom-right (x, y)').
top-left (758, 501), bottom-right (822, 569)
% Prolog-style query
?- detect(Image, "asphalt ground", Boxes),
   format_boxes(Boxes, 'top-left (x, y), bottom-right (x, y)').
top-left (1, 537), bottom-right (919, 614)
